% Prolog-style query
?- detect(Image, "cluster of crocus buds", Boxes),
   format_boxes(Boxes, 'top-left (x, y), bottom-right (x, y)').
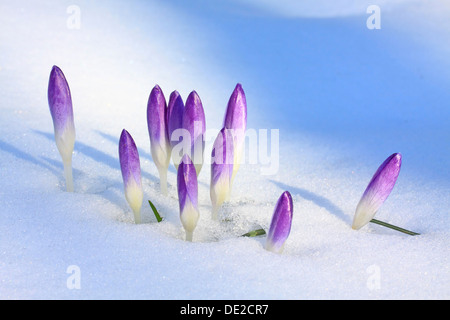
top-left (146, 85), bottom-right (205, 239)
top-left (147, 86), bottom-right (206, 195)
top-left (47, 65), bottom-right (76, 192)
top-left (119, 129), bottom-right (144, 224)
top-left (47, 66), bottom-right (418, 245)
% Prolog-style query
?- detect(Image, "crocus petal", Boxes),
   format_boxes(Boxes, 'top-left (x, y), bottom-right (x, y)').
top-left (177, 154), bottom-right (200, 241)
top-left (182, 91), bottom-right (206, 176)
top-left (210, 128), bottom-right (234, 220)
top-left (352, 153), bottom-right (402, 230)
top-left (147, 85), bottom-right (171, 195)
top-left (167, 90), bottom-right (185, 169)
top-left (119, 129), bottom-right (143, 224)
top-left (265, 191), bottom-right (294, 254)
top-left (47, 65), bottom-right (76, 192)
top-left (223, 83), bottom-right (247, 185)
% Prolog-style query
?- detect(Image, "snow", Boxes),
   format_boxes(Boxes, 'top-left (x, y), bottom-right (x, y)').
top-left (0, 0), bottom-right (449, 299)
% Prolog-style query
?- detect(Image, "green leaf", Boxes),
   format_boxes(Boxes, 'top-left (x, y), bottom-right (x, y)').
top-left (242, 228), bottom-right (266, 237)
top-left (148, 200), bottom-right (163, 223)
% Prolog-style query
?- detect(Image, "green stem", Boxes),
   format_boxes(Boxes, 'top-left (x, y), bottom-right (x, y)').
top-left (63, 159), bottom-right (74, 192)
top-left (370, 219), bottom-right (420, 236)
top-left (158, 168), bottom-right (168, 196)
top-left (185, 231), bottom-right (193, 242)
top-left (211, 206), bottom-right (219, 221)
top-left (133, 209), bottom-right (141, 224)
top-left (242, 228), bottom-right (266, 237)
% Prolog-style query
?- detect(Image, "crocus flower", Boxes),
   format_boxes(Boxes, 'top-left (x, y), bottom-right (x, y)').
top-left (223, 83), bottom-right (247, 186)
top-left (119, 129), bottom-right (144, 224)
top-left (352, 153), bottom-right (402, 230)
top-left (177, 155), bottom-right (200, 241)
top-left (166, 90), bottom-right (184, 170)
top-left (147, 85), bottom-right (171, 195)
top-left (210, 128), bottom-right (234, 220)
top-left (265, 191), bottom-right (294, 254)
top-left (47, 65), bottom-right (76, 192)
top-left (182, 91), bottom-right (206, 176)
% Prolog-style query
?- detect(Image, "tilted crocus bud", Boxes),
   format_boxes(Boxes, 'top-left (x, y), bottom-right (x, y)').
top-left (182, 91), bottom-right (206, 176)
top-left (265, 191), bottom-right (294, 254)
top-left (223, 83), bottom-right (247, 186)
top-left (147, 85), bottom-right (171, 195)
top-left (352, 153), bottom-right (402, 230)
top-left (167, 90), bottom-right (184, 170)
top-left (210, 128), bottom-right (234, 220)
top-left (119, 129), bottom-right (144, 224)
top-left (48, 65), bottom-right (76, 192)
top-left (177, 155), bottom-right (200, 241)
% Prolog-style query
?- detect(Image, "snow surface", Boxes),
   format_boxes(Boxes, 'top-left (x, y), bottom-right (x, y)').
top-left (0, 0), bottom-right (449, 299)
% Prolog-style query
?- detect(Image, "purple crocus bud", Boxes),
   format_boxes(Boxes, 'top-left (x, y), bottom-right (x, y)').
top-left (223, 83), bottom-right (247, 186)
top-left (210, 128), bottom-right (234, 220)
top-left (48, 65), bottom-right (76, 192)
top-left (265, 191), bottom-right (294, 254)
top-left (147, 85), bottom-right (171, 195)
top-left (119, 129), bottom-right (144, 224)
top-left (166, 90), bottom-right (184, 170)
top-left (177, 155), bottom-right (200, 241)
top-left (352, 153), bottom-right (402, 230)
top-left (182, 91), bottom-right (206, 176)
